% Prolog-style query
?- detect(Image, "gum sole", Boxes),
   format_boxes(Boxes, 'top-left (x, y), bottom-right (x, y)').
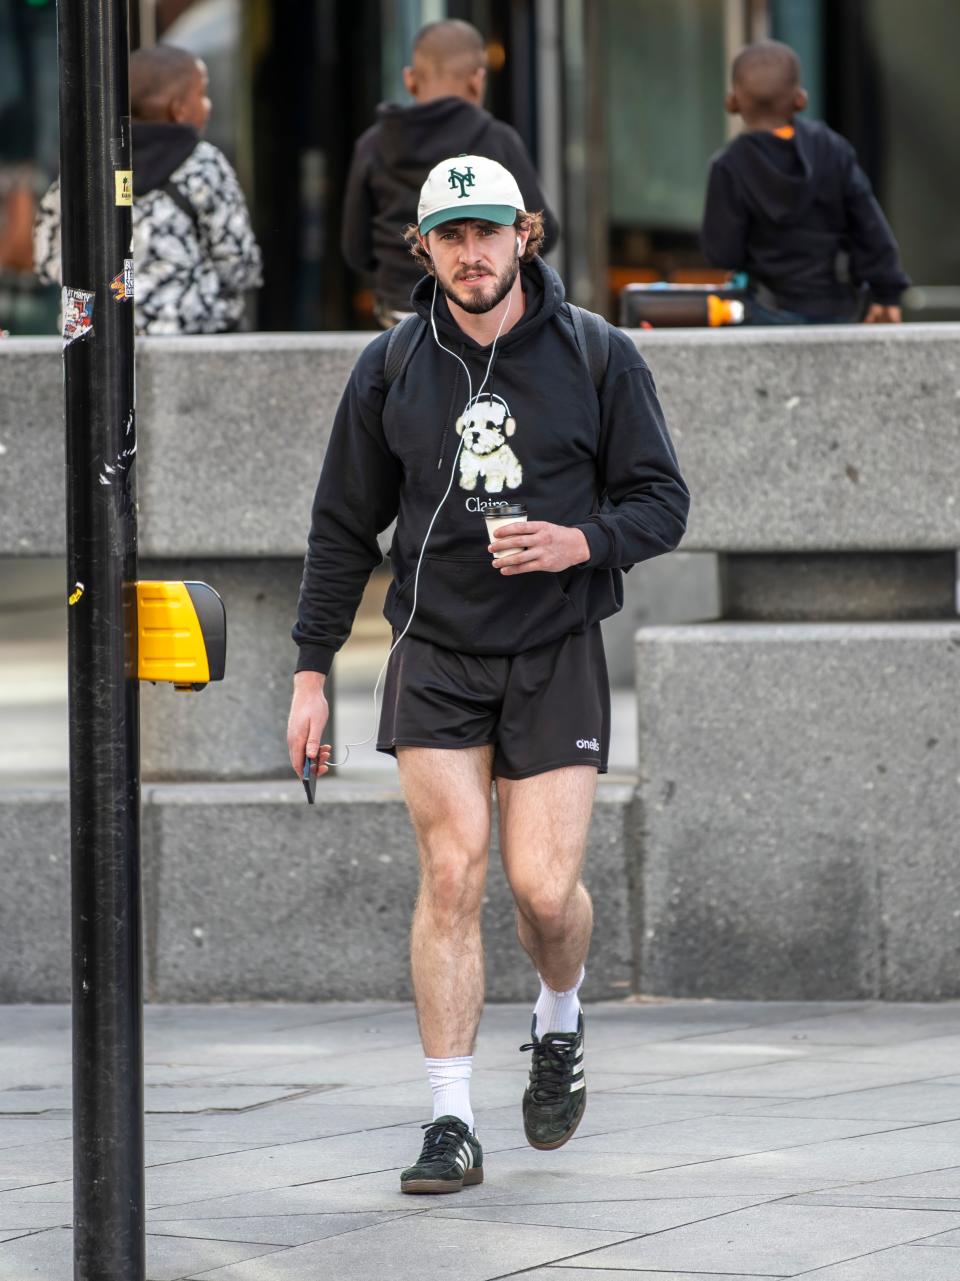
top-left (401, 1168), bottom-right (484, 1195)
top-left (524, 1097), bottom-right (586, 1151)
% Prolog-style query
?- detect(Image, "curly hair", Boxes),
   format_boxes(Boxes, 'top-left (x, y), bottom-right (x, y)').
top-left (403, 210), bottom-right (546, 276)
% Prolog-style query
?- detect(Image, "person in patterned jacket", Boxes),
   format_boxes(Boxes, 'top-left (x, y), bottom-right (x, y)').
top-left (34, 45), bottom-right (262, 335)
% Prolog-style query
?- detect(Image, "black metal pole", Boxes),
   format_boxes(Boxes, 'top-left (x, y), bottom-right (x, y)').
top-left (57, 2), bottom-right (144, 1278)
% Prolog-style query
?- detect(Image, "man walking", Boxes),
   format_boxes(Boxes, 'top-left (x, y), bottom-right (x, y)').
top-left (342, 18), bottom-right (557, 326)
top-left (288, 156), bottom-right (688, 1193)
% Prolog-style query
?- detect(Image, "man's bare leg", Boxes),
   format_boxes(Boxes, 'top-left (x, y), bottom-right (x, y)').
top-left (498, 764), bottom-right (597, 1150)
top-left (399, 745), bottom-right (494, 1058)
top-left (497, 765), bottom-right (596, 990)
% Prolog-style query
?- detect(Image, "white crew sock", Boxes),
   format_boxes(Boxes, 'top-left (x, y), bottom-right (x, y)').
top-left (534, 966), bottom-right (585, 1036)
top-left (425, 1056), bottom-right (474, 1130)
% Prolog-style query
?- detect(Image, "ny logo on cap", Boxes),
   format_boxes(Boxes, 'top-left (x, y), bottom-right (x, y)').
top-left (447, 166), bottom-right (476, 199)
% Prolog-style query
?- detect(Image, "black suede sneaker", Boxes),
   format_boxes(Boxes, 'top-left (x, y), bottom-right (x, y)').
top-left (520, 1011), bottom-right (586, 1150)
top-left (400, 1115), bottom-right (484, 1194)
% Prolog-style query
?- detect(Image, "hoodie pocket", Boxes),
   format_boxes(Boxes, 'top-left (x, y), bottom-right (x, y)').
top-left (390, 556), bottom-right (581, 654)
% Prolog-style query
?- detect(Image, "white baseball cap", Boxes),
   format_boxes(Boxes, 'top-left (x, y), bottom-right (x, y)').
top-left (418, 154), bottom-right (524, 235)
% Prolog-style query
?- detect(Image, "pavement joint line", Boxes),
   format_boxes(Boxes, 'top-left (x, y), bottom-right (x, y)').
top-left (165, 1209), bottom-right (431, 1280)
top-left (148, 1208), bottom-right (415, 1223)
top-left (788, 1198), bottom-right (960, 1212)
top-left (477, 1232), bottom-right (667, 1281)
top-left (813, 1160), bottom-right (960, 1192)
top-left (142, 1085), bottom-right (345, 1115)
top-left (472, 1195), bottom-right (786, 1207)
top-left (423, 1214), bottom-right (631, 1235)
top-left (143, 1229), bottom-right (291, 1248)
top-left (544, 1273), bottom-right (789, 1278)
top-left (602, 1061), bottom-right (960, 1095)
top-left (785, 1231), bottom-right (960, 1279)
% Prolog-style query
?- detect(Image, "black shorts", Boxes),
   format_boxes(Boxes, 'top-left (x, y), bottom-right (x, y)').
top-left (376, 625), bottom-right (609, 780)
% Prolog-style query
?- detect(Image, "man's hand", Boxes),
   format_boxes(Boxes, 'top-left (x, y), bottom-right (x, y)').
top-left (863, 304), bottom-right (902, 324)
top-left (287, 671), bottom-right (333, 779)
top-left (490, 520), bottom-right (591, 575)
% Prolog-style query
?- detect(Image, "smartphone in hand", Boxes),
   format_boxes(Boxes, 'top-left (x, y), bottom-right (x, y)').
top-left (302, 756), bottom-right (317, 805)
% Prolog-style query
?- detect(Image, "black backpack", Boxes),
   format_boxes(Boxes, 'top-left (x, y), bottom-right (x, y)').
top-left (383, 302), bottom-right (610, 394)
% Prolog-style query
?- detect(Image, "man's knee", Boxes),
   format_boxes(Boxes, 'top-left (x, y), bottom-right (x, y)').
top-left (513, 878), bottom-right (587, 936)
top-left (418, 841), bottom-right (488, 923)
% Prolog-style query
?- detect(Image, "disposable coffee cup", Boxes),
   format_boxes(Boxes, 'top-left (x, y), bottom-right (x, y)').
top-left (483, 503), bottom-right (528, 558)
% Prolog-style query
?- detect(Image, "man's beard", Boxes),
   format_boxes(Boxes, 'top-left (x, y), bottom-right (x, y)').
top-left (441, 258), bottom-right (519, 315)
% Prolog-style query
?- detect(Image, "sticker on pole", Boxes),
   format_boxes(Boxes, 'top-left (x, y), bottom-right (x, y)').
top-left (110, 260), bottom-right (135, 302)
top-left (62, 288), bottom-right (95, 347)
top-left (115, 170), bottom-right (133, 206)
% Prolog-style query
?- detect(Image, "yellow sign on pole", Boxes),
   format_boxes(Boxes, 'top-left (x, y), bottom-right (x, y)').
top-left (115, 170), bottom-right (133, 206)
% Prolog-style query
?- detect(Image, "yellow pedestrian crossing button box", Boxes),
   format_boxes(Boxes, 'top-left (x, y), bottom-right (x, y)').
top-left (136, 581), bottom-right (226, 691)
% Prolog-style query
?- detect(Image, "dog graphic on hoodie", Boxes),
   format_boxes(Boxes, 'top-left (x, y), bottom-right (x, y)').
top-left (456, 397), bottom-right (522, 493)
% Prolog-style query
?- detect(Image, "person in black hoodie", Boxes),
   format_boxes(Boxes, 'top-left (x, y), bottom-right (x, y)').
top-left (341, 19), bottom-right (558, 326)
top-left (701, 40), bottom-right (909, 324)
top-left (34, 45), bottom-right (262, 334)
top-left (289, 155), bottom-right (688, 1194)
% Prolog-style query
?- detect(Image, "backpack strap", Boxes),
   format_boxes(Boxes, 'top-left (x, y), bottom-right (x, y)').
top-left (567, 303), bottom-right (610, 392)
top-left (384, 314), bottom-right (426, 390)
top-left (160, 179), bottom-right (201, 234)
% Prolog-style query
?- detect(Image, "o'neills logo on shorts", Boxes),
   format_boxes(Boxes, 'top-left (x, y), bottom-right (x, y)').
top-left (576, 738), bottom-right (600, 752)
top-left (465, 497), bottom-right (510, 513)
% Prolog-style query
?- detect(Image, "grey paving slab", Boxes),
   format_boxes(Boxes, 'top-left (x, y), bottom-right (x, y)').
top-left (915, 1227), bottom-right (960, 1246)
top-left (476, 1094), bottom-right (773, 1134)
top-left (833, 1167), bottom-right (960, 1198)
top-left (797, 1244), bottom-right (960, 1279)
top-left (138, 1126), bottom-right (524, 1209)
top-left (3, 1136), bottom-right (283, 1191)
top-left (524, 1272), bottom-right (783, 1280)
top-left (0, 1182), bottom-right (72, 1205)
top-left (617, 1058), bottom-right (947, 1098)
top-left (0, 1086), bottom-right (72, 1113)
top-left (146, 1177), bottom-right (431, 1218)
top-left (645, 1134), bottom-right (960, 1193)
top-left (820, 1029), bottom-right (960, 1070)
top-left (180, 1214), bottom-right (635, 1280)
top-left (459, 1145), bottom-right (724, 1183)
top-left (0, 1226), bottom-right (282, 1281)
top-left (147, 1209), bottom-right (410, 1247)
top-left (9, 1001), bottom-right (960, 1280)
top-left (424, 1192), bottom-right (770, 1234)
top-left (575, 1043), bottom-right (804, 1078)
top-left (143, 1100), bottom-right (432, 1144)
top-left (0, 1117), bottom-right (71, 1148)
top-left (0, 1201), bottom-right (71, 1230)
top-left (568, 1113), bottom-right (915, 1158)
top-left (746, 1082), bottom-right (960, 1122)
top-left (569, 1203), bottom-right (960, 1275)
top-left (787, 1192), bottom-right (960, 1213)
top-left (0, 1082), bottom-right (326, 1114)
top-left (0, 1139), bottom-right (71, 1190)
top-left (687, 1004), bottom-right (960, 1048)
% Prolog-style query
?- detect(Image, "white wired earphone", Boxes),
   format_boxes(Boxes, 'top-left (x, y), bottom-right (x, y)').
top-left (323, 249), bottom-right (519, 768)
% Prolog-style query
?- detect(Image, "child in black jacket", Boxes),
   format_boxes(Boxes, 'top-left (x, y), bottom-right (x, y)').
top-left (701, 40), bottom-right (909, 324)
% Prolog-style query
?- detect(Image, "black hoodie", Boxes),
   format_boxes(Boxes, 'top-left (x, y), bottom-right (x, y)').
top-left (701, 118), bottom-right (909, 317)
top-left (131, 122), bottom-right (199, 195)
top-left (293, 258), bottom-right (689, 675)
top-left (341, 97), bottom-right (559, 312)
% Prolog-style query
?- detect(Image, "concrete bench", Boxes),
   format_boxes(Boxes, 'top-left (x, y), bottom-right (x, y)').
top-left (2, 326), bottom-right (958, 1001)
top-left (2, 325), bottom-right (958, 555)
top-left (0, 781), bottom-right (635, 1004)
